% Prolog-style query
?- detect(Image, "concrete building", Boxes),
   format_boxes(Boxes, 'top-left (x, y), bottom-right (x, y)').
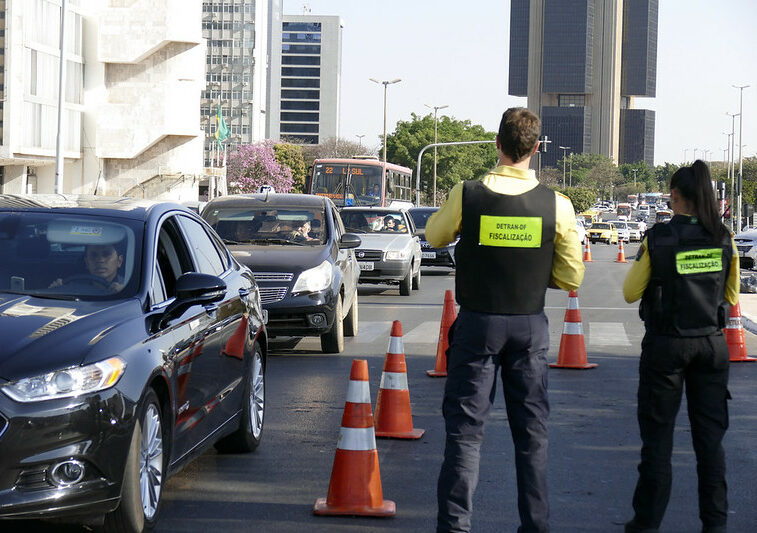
top-left (509, 0), bottom-right (657, 167)
top-left (0, 0), bottom-right (207, 200)
top-left (267, 14), bottom-right (343, 144)
top-left (201, 0), bottom-right (279, 170)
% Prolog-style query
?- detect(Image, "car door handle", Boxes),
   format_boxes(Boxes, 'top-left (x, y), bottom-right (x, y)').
top-left (204, 303), bottom-right (219, 318)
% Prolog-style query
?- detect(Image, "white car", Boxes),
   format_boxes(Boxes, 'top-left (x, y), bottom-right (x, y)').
top-left (575, 218), bottom-right (586, 245)
top-left (735, 229), bottom-right (757, 269)
top-left (611, 220), bottom-right (630, 242)
top-left (626, 221), bottom-right (643, 241)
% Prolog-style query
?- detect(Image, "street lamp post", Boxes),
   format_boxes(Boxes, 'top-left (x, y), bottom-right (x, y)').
top-left (727, 112), bottom-right (739, 231)
top-left (692, 148), bottom-right (698, 161)
top-left (558, 146), bottom-right (571, 187)
top-left (356, 134), bottom-right (365, 149)
top-left (369, 78), bottom-right (401, 164)
top-left (425, 104), bottom-right (449, 206)
top-left (734, 84), bottom-right (750, 232)
top-left (569, 153), bottom-right (573, 187)
top-left (631, 168), bottom-right (638, 187)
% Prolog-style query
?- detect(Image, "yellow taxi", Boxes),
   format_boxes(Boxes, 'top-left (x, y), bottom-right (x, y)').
top-left (579, 210), bottom-right (600, 228)
top-left (588, 221), bottom-right (619, 244)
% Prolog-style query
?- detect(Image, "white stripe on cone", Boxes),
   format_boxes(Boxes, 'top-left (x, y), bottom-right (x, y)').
top-left (379, 371), bottom-right (409, 391)
top-left (337, 426), bottom-right (377, 451)
top-left (387, 336), bottom-right (404, 354)
top-left (563, 322), bottom-right (583, 335)
top-left (345, 380), bottom-right (371, 404)
top-left (568, 297), bottom-right (579, 310)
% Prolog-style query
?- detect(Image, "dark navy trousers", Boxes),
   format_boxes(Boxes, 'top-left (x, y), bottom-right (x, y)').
top-left (437, 309), bottom-right (550, 533)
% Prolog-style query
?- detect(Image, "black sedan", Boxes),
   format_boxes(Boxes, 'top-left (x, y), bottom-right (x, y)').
top-left (0, 195), bottom-right (267, 531)
top-left (408, 206), bottom-right (456, 268)
top-left (202, 193), bottom-right (360, 354)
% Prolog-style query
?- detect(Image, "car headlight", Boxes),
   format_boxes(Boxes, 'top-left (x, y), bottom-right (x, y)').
top-left (1, 357), bottom-right (126, 403)
top-left (385, 250), bottom-right (410, 261)
top-left (292, 260), bottom-right (332, 293)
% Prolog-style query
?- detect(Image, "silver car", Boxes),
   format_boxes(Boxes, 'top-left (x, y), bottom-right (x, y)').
top-left (735, 229), bottom-right (757, 269)
top-left (340, 207), bottom-right (422, 295)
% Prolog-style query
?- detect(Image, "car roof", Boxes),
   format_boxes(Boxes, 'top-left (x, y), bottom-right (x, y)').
top-left (341, 206), bottom-right (406, 214)
top-left (203, 193), bottom-right (329, 210)
top-left (409, 206), bottom-right (438, 212)
top-left (0, 194), bottom-right (181, 220)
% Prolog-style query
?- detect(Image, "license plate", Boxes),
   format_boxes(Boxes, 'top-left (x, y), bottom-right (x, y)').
top-left (358, 261), bottom-right (374, 271)
top-left (421, 251), bottom-right (436, 259)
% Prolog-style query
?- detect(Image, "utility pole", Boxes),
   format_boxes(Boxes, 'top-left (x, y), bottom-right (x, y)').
top-left (734, 84), bottom-right (750, 232)
top-left (54, 0), bottom-right (68, 194)
top-left (369, 78), bottom-right (401, 164)
top-left (558, 146), bottom-right (571, 187)
top-left (538, 136), bottom-right (551, 180)
top-left (425, 104), bottom-right (449, 206)
top-left (727, 112), bottom-right (739, 231)
top-left (355, 134), bottom-right (365, 148)
top-left (631, 168), bottom-right (638, 187)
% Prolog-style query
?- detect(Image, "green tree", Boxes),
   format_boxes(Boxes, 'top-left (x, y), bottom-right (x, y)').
top-left (555, 187), bottom-right (596, 213)
top-left (618, 161), bottom-right (654, 190)
top-left (654, 162), bottom-right (681, 191)
top-left (299, 137), bottom-right (372, 165)
top-left (273, 143), bottom-right (307, 193)
top-left (385, 113), bottom-right (498, 199)
top-left (562, 153), bottom-right (610, 188)
top-left (579, 156), bottom-right (621, 200)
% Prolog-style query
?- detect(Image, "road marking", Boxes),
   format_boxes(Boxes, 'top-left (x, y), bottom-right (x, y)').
top-left (588, 322), bottom-right (631, 346)
top-left (356, 321), bottom-right (392, 343)
top-left (403, 321), bottom-right (440, 344)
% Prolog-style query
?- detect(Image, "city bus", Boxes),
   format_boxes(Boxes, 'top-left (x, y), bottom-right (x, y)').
top-left (308, 157), bottom-right (414, 207)
top-left (617, 203), bottom-right (632, 219)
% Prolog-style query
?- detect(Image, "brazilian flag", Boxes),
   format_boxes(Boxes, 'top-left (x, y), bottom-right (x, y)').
top-left (215, 104), bottom-right (230, 147)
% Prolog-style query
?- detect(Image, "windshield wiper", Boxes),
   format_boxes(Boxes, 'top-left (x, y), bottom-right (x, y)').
top-left (222, 238), bottom-right (243, 245)
top-left (248, 238), bottom-right (305, 246)
top-left (8, 290), bottom-right (80, 301)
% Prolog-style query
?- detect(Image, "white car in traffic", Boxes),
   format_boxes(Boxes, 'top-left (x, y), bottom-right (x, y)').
top-left (611, 220), bottom-right (631, 242)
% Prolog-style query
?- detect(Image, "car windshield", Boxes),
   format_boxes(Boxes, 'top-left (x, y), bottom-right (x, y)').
top-left (614, 222), bottom-right (627, 229)
top-left (0, 212), bottom-right (142, 300)
top-left (628, 223), bottom-right (640, 229)
top-left (204, 206), bottom-right (328, 245)
top-left (409, 209), bottom-right (437, 229)
top-left (341, 210), bottom-right (408, 234)
top-left (592, 223), bottom-right (610, 230)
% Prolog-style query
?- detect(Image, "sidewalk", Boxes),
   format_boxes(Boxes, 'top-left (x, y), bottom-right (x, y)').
top-left (739, 293), bottom-right (757, 334)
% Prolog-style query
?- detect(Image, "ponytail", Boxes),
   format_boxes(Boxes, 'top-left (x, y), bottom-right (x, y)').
top-left (669, 160), bottom-right (728, 243)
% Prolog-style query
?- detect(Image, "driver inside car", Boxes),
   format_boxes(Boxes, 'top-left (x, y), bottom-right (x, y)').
top-left (49, 244), bottom-right (125, 293)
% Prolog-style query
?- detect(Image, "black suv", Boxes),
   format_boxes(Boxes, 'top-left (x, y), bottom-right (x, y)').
top-left (202, 193), bottom-right (361, 353)
top-left (408, 206), bottom-right (456, 268)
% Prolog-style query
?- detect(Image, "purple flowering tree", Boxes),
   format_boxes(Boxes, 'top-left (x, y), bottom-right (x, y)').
top-left (226, 141), bottom-right (294, 194)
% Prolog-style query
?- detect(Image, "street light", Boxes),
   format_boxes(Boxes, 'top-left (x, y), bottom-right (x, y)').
top-left (355, 134), bottom-right (365, 148)
top-left (734, 84), bottom-right (750, 232)
top-left (631, 168), bottom-right (638, 187)
top-left (369, 78), bottom-right (402, 164)
top-left (558, 146), bottom-right (571, 187)
top-left (692, 148), bottom-right (698, 161)
top-left (727, 111), bottom-right (740, 231)
top-left (425, 103), bottom-right (449, 206)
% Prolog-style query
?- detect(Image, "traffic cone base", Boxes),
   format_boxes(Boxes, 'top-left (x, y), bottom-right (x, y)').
top-left (375, 323), bottom-right (425, 439)
top-left (428, 290), bottom-right (456, 377)
top-left (583, 240), bottom-right (593, 262)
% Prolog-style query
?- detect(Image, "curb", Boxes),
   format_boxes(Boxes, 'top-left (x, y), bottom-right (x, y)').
top-left (742, 312), bottom-right (757, 335)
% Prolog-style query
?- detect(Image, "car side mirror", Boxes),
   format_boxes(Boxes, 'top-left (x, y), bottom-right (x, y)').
top-left (412, 229), bottom-right (424, 238)
top-left (156, 273), bottom-right (226, 330)
top-left (339, 233), bottom-right (361, 249)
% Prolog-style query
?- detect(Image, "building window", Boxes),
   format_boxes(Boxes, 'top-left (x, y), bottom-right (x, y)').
top-left (280, 112), bottom-right (320, 122)
top-left (281, 44), bottom-right (321, 54)
top-left (281, 78), bottom-right (320, 88)
top-left (281, 100), bottom-right (319, 110)
top-left (621, 96), bottom-right (630, 109)
top-left (281, 123), bottom-right (319, 134)
top-left (281, 89), bottom-right (320, 99)
top-left (282, 55), bottom-right (320, 66)
top-left (281, 67), bottom-right (320, 77)
top-left (282, 32), bottom-right (322, 43)
top-left (558, 94), bottom-right (586, 107)
top-left (282, 22), bottom-right (322, 32)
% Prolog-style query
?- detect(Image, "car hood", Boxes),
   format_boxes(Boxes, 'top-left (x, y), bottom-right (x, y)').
top-left (735, 230), bottom-right (757, 242)
top-left (229, 244), bottom-right (328, 272)
top-left (0, 294), bottom-right (142, 381)
top-left (356, 233), bottom-right (413, 250)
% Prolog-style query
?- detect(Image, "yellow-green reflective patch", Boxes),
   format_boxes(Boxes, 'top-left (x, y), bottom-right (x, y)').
top-left (479, 215), bottom-right (542, 248)
top-left (675, 249), bottom-right (722, 275)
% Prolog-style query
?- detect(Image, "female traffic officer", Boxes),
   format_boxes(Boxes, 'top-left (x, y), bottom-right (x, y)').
top-left (623, 160), bottom-right (739, 533)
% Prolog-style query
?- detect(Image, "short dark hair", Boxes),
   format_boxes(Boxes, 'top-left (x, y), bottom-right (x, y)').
top-left (497, 108), bottom-right (541, 163)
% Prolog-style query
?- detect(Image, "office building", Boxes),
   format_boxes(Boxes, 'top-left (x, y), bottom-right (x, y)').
top-left (0, 0), bottom-right (206, 199)
top-left (509, 0), bottom-right (657, 167)
top-left (201, 0), bottom-right (279, 168)
top-left (267, 14), bottom-right (343, 144)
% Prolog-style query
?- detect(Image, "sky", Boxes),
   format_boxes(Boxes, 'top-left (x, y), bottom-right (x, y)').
top-left (282, 0), bottom-right (756, 167)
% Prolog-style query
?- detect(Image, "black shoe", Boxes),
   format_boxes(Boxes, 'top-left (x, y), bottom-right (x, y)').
top-left (624, 519), bottom-right (658, 533)
top-left (701, 526), bottom-right (726, 533)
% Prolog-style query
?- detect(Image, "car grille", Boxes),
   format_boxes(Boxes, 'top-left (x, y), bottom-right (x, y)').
top-left (737, 244), bottom-right (752, 253)
top-left (355, 249), bottom-right (382, 261)
top-left (259, 287), bottom-right (288, 304)
top-left (253, 272), bottom-right (294, 282)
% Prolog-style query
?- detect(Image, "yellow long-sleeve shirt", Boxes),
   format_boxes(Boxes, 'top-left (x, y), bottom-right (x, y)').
top-left (622, 234), bottom-right (740, 305)
top-left (425, 165), bottom-right (585, 291)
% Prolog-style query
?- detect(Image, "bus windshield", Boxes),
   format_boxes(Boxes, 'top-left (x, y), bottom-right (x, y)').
top-left (311, 163), bottom-right (383, 206)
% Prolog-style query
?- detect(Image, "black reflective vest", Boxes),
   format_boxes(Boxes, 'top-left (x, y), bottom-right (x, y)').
top-left (640, 215), bottom-right (732, 336)
top-left (455, 180), bottom-right (556, 314)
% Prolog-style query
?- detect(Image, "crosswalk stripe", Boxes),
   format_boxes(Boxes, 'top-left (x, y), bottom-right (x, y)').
top-left (588, 322), bottom-right (631, 346)
top-left (402, 321), bottom-right (440, 344)
top-left (356, 321), bottom-right (392, 343)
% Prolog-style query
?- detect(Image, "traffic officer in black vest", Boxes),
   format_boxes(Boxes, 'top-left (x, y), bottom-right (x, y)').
top-left (623, 160), bottom-right (739, 533)
top-left (426, 107), bottom-right (585, 533)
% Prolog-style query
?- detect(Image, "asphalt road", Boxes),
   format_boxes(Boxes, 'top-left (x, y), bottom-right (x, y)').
top-left (13, 243), bottom-right (757, 532)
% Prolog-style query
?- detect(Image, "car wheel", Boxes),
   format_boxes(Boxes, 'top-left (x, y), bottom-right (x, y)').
top-left (343, 292), bottom-right (358, 337)
top-left (320, 294), bottom-right (344, 353)
top-left (103, 389), bottom-right (165, 533)
top-left (412, 264), bottom-right (421, 290)
top-left (215, 340), bottom-right (265, 453)
top-left (399, 268), bottom-right (412, 296)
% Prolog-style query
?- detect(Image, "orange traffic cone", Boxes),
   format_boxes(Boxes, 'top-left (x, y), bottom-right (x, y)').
top-left (375, 321), bottom-right (425, 439)
top-left (725, 303), bottom-right (756, 362)
top-left (583, 239), bottom-right (593, 262)
top-left (313, 359), bottom-right (396, 517)
top-left (427, 290), bottom-right (457, 377)
top-left (222, 315), bottom-right (247, 360)
top-left (615, 239), bottom-right (627, 263)
top-left (550, 290), bottom-right (597, 369)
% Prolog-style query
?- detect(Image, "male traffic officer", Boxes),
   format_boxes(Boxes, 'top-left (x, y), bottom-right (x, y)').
top-left (426, 107), bottom-right (585, 533)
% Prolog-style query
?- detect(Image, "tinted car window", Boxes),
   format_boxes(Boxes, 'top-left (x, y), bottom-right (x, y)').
top-left (204, 206), bottom-right (328, 245)
top-left (177, 215), bottom-right (226, 276)
top-left (0, 212), bottom-right (142, 299)
top-left (409, 209), bottom-right (436, 229)
top-left (341, 210), bottom-right (408, 234)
